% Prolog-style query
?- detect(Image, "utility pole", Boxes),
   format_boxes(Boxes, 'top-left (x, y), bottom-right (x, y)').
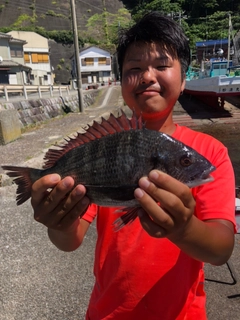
top-left (102, 0), bottom-right (110, 45)
top-left (70, 0), bottom-right (84, 112)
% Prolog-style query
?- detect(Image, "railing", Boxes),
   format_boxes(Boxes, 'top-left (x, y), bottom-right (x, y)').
top-left (0, 84), bottom-right (70, 101)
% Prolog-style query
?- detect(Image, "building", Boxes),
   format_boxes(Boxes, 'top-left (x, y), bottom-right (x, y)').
top-left (72, 46), bottom-right (112, 85)
top-left (7, 31), bottom-right (53, 85)
top-left (195, 39), bottom-right (229, 63)
top-left (0, 32), bottom-right (31, 84)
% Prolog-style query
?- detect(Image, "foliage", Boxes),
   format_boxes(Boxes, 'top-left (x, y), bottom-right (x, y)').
top-left (121, 0), bottom-right (240, 52)
top-left (131, 0), bottom-right (182, 21)
top-left (84, 8), bottom-right (131, 50)
top-left (1, 1), bottom-right (240, 54)
top-left (0, 25), bottom-right (84, 46)
top-left (45, 10), bottom-right (67, 18)
top-left (11, 13), bottom-right (35, 28)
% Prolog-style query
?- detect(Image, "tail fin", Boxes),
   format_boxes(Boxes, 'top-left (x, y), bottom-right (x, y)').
top-left (2, 166), bottom-right (39, 205)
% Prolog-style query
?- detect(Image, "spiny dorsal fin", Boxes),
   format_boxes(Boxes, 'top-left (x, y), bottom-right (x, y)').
top-left (43, 109), bottom-right (143, 169)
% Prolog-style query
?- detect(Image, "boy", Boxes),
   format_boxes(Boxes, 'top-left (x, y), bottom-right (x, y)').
top-left (31, 12), bottom-right (236, 319)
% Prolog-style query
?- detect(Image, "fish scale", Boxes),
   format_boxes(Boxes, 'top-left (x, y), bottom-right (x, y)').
top-left (1, 110), bottom-right (216, 230)
top-left (47, 130), bottom-right (145, 186)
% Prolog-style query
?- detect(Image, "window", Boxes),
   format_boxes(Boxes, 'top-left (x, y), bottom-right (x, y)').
top-left (31, 53), bottom-right (49, 63)
top-left (38, 53), bottom-right (49, 63)
top-left (98, 57), bottom-right (106, 65)
top-left (103, 71), bottom-right (110, 77)
top-left (24, 53), bottom-right (30, 63)
top-left (10, 46), bottom-right (23, 58)
top-left (31, 53), bottom-right (38, 63)
top-left (85, 58), bottom-right (94, 66)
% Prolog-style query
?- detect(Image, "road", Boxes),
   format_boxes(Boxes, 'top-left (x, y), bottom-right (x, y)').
top-left (0, 87), bottom-right (240, 319)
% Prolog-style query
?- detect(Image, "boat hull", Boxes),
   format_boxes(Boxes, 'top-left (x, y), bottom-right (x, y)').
top-left (184, 75), bottom-right (240, 97)
top-left (184, 75), bottom-right (240, 108)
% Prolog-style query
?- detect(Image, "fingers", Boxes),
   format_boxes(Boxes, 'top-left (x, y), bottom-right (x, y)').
top-left (31, 174), bottom-right (90, 231)
top-left (137, 206), bottom-right (170, 238)
top-left (147, 170), bottom-right (195, 208)
top-left (135, 188), bottom-right (174, 230)
top-left (138, 171), bottom-right (195, 212)
top-left (31, 174), bottom-right (62, 207)
top-left (134, 170), bottom-right (196, 238)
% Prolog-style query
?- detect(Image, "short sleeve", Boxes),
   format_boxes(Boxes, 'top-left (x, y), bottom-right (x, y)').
top-left (82, 204), bottom-right (98, 223)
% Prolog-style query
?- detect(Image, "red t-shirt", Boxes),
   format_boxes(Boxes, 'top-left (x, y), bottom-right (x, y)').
top-left (83, 124), bottom-right (236, 320)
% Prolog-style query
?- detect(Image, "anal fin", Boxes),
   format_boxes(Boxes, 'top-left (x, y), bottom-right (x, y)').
top-left (113, 207), bottom-right (139, 231)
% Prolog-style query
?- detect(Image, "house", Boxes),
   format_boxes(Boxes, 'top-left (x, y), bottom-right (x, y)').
top-left (195, 39), bottom-right (229, 63)
top-left (0, 32), bottom-right (31, 84)
top-left (71, 46), bottom-right (112, 85)
top-left (7, 31), bottom-right (53, 85)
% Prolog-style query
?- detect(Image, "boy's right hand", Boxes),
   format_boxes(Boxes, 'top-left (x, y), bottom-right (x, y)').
top-left (31, 174), bottom-right (90, 232)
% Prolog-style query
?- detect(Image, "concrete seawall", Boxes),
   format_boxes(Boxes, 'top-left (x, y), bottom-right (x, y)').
top-left (0, 90), bottom-right (99, 144)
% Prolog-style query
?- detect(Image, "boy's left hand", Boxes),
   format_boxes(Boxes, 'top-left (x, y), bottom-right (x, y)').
top-left (134, 170), bottom-right (196, 240)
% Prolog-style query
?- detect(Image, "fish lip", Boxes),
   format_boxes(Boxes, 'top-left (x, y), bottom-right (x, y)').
top-left (187, 165), bottom-right (216, 188)
top-left (187, 175), bottom-right (214, 188)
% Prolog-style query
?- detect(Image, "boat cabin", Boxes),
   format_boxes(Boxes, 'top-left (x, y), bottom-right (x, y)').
top-left (199, 59), bottom-right (233, 78)
top-left (209, 60), bottom-right (232, 77)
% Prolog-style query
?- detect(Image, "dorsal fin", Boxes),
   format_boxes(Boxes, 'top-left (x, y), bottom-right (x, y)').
top-left (43, 109), bottom-right (143, 169)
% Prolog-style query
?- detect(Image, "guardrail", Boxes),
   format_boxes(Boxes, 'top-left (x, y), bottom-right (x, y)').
top-left (0, 84), bottom-right (70, 101)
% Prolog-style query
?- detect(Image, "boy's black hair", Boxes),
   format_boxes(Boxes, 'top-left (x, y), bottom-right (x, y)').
top-left (117, 11), bottom-right (190, 80)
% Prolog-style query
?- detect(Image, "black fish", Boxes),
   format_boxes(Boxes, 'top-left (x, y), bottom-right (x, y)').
top-left (2, 110), bottom-right (215, 230)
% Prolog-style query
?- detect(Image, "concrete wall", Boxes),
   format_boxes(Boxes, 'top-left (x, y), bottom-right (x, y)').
top-left (0, 90), bottom-right (99, 144)
top-left (0, 109), bottom-right (21, 145)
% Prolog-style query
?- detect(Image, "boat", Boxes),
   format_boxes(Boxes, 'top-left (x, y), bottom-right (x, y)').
top-left (184, 59), bottom-right (240, 108)
top-left (184, 14), bottom-right (240, 108)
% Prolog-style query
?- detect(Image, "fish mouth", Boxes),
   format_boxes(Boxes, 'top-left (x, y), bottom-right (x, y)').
top-left (187, 175), bottom-right (214, 188)
top-left (187, 165), bottom-right (216, 188)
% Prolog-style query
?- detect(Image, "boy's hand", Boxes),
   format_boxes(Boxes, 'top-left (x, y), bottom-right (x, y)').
top-left (31, 174), bottom-right (90, 232)
top-left (134, 170), bottom-right (196, 240)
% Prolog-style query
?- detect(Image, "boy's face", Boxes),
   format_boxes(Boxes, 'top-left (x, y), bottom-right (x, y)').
top-left (121, 42), bottom-right (185, 121)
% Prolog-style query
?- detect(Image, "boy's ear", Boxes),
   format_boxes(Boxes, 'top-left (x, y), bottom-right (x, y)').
top-left (181, 75), bottom-right (186, 92)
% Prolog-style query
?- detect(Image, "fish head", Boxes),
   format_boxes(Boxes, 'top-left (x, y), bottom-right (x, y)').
top-left (152, 144), bottom-right (216, 188)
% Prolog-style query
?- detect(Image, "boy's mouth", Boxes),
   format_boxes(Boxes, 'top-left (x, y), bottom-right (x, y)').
top-left (136, 85), bottom-right (161, 95)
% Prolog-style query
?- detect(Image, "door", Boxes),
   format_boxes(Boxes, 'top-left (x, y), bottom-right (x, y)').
top-left (0, 71), bottom-right (9, 84)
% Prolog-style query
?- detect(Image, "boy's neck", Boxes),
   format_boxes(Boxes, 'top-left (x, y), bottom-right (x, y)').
top-left (144, 114), bottom-right (176, 135)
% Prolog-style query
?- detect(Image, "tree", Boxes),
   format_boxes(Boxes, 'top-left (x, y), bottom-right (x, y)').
top-left (83, 8), bottom-right (131, 52)
top-left (131, 0), bottom-right (182, 21)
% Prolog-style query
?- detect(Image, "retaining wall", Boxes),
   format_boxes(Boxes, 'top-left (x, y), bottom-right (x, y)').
top-left (0, 90), bottom-right (99, 144)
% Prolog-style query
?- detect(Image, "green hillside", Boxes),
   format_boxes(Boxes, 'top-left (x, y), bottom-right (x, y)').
top-left (0, 0), bottom-right (123, 31)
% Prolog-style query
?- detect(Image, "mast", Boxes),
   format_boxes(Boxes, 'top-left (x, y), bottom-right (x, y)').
top-left (227, 13), bottom-right (231, 71)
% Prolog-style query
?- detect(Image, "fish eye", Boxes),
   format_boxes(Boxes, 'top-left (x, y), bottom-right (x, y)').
top-left (180, 155), bottom-right (193, 167)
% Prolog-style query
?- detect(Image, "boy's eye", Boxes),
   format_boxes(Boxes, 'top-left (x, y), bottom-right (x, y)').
top-left (130, 67), bottom-right (141, 71)
top-left (156, 65), bottom-right (168, 70)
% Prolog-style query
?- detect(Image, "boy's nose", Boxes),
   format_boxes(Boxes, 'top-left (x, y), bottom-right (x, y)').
top-left (140, 68), bottom-right (156, 84)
